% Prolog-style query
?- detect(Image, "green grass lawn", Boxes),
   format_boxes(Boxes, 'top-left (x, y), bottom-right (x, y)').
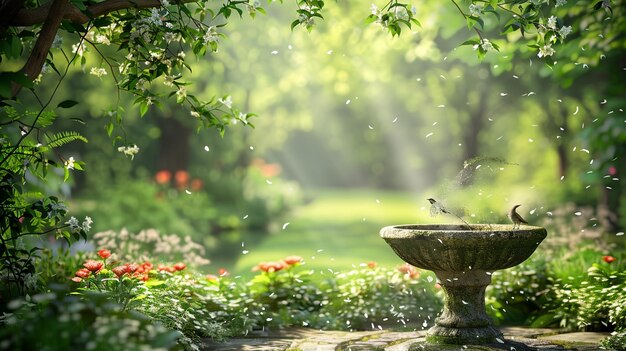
top-left (229, 189), bottom-right (440, 277)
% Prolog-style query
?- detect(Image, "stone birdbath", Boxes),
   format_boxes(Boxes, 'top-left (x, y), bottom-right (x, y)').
top-left (380, 224), bottom-right (547, 345)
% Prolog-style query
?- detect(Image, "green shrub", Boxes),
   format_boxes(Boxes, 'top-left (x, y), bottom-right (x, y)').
top-left (601, 331), bottom-right (626, 351)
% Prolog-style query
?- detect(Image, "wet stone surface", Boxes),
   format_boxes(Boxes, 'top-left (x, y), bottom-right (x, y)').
top-left (201, 327), bottom-right (611, 351)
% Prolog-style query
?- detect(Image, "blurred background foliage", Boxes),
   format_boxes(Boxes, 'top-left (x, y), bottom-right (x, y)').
top-left (16, 0), bottom-right (625, 273)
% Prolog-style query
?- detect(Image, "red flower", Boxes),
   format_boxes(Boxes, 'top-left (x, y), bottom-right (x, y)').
top-left (112, 265), bottom-right (129, 278)
top-left (398, 263), bottom-right (420, 279)
top-left (126, 263), bottom-right (139, 273)
top-left (434, 283), bottom-right (442, 289)
top-left (218, 268), bottom-right (229, 276)
top-left (367, 261), bottom-right (377, 269)
top-left (155, 170), bottom-right (171, 185)
top-left (609, 166), bottom-right (617, 176)
top-left (75, 268), bottom-right (91, 278)
top-left (283, 256), bottom-right (303, 266)
top-left (174, 170), bottom-right (189, 189)
top-left (71, 277), bottom-right (83, 283)
top-left (83, 260), bottom-right (103, 272)
top-left (173, 262), bottom-right (186, 271)
top-left (97, 249), bottom-right (111, 259)
top-left (142, 262), bottom-right (154, 271)
top-left (603, 255), bottom-right (616, 263)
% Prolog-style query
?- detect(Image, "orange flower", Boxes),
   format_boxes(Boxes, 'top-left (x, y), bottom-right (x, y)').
top-left (173, 262), bottom-right (186, 271)
top-left (97, 249), bottom-right (111, 259)
top-left (367, 261), bottom-right (377, 269)
top-left (398, 263), bottom-right (420, 279)
top-left (71, 277), bottom-right (83, 283)
top-left (75, 268), bottom-right (91, 278)
top-left (603, 255), bottom-right (616, 263)
top-left (218, 268), bottom-right (229, 276)
top-left (174, 170), bottom-right (189, 189)
top-left (83, 260), bottom-right (103, 272)
top-left (434, 283), bottom-right (442, 289)
top-left (155, 170), bottom-right (171, 185)
top-left (261, 163), bottom-right (281, 178)
top-left (190, 179), bottom-right (204, 191)
top-left (112, 265), bottom-right (129, 278)
top-left (283, 256), bottom-right (303, 266)
top-left (254, 261), bottom-right (285, 273)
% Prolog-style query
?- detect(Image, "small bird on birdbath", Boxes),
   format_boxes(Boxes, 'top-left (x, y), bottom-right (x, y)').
top-left (427, 198), bottom-right (472, 230)
top-left (508, 204), bottom-right (528, 229)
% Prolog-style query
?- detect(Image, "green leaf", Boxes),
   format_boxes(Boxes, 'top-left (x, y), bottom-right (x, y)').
top-left (57, 100), bottom-right (79, 109)
top-left (139, 102), bottom-right (149, 117)
top-left (365, 14), bottom-right (378, 24)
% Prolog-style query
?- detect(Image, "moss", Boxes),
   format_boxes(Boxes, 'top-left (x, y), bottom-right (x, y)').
top-left (425, 334), bottom-right (496, 345)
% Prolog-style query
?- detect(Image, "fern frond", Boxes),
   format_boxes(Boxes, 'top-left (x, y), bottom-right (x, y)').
top-left (43, 131), bottom-right (88, 150)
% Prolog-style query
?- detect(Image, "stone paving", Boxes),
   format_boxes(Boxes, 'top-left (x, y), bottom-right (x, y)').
top-left (201, 327), bottom-right (611, 351)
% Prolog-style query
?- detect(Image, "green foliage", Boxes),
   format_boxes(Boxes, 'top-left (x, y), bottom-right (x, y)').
top-left (1, 106), bottom-right (89, 300)
top-left (601, 331), bottom-right (626, 351)
top-left (0, 289), bottom-right (181, 351)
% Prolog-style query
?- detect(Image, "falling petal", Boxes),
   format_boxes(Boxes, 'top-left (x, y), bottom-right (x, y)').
top-left (432, 122), bottom-right (438, 126)
top-left (601, 99), bottom-right (607, 104)
top-left (266, 180), bottom-right (273, 185)
top-left (327, 50), bottom-right (333, 55)
top-left (368, 125), bottom-right (374, 130)
top-left (426, 132), bottom-right (434, 138)
top-left (282, 222), bottom-right (290, 230)
top-left (346, 99), bottom-right (351, 104)
top-left (185, 190), bottom-right (192, 194)
top-left (440, 75), bottom-right (446, 80)
top-left (500, 93), bottom-right (508, 96)
top-left (530, 208), bottom-right (536, 215)
top-left (242, 250), bottom-right (249, 254)
top-left (250, 146), bottom-right (254, 150)
top-left (575, 211), bottom-right (582, 216)
top-left (243, 214), bottom-right (249, 219)
top-left (462, 300), bottom-right (469, 305)
top-left (271, 50), bottom-right (278, 55)
top-left (617, 232), bottom-right (624, 236)
top-left (513, 75), bottom-right (519, 79)
top-left (204, 145), bottom-right (210, 151)
top-left (496, 338), bottom-right (505, 344)
top-left (437, 105), bottom-right (445, 108)
top-left (529, 138), bottom-right (534, 142)
top-left (392, 117), bottom-right (398, 123)
top-left (573, 106), bottom-right (579, 115)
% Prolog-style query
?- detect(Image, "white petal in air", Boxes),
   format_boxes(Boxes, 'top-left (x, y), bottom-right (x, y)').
top-left (282, 222), bottom-right (290, 230)
top-left (204, 146), bottom-right (210, 151)
top-left (426, 132), bottom-right (434, 138)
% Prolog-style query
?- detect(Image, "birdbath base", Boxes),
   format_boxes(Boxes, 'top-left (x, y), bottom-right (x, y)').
top-left (426, 270), bottom-right (502, 345)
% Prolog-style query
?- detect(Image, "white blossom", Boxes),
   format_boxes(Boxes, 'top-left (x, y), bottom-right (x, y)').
top-left (82, 216), bottom-right (93, 232)
top-left (393, 6), bottom-right (409, 20)
top-left (190, 110), bottom-right (200, 118)
top-left (89, 67), bottom-right (107, 77)
top-left (555, 0), bottom-right (567, 7)
top-left (160, 0), bottom-right (170, 6)
top-left (203, 26), bottom-right (219, 45)
top-left (473, 38), bottom-right (494, 51)
top-left (65, 156), bottom-right (75, 170)
top-left (52, 35), bottom-right (63, 49)
top-left (176, 86), bottom-right (187, 101)
top-left (370, 4), bottom-right (380, 15)
top-left (559, 25), bottom-right (572, 39)
top-left (547, 16), bottom-right (557, 29)
top-left (218, 96), bottom-right (233, 109)
top-left (66, 216), bottom-right (80, 231)
top-left (469, 3), bottom-right (483, 17)
top-left (537, 44), bottom-right (556, 58)
top-left (95, 34), bottom-right (110, 45)
top-left (117, 145), bottom-right (140, 159)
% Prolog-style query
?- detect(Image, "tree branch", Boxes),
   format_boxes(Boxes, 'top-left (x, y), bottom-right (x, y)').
top-left (11, 0), bottom-right (69, 97)
top-left (11, 0), bottom-right (196, 26)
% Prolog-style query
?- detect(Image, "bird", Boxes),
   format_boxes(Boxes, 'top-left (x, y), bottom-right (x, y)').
top-left (508, 204), bottom-right (528, 229)
top-left (427, 198), bottom-right (472, 230)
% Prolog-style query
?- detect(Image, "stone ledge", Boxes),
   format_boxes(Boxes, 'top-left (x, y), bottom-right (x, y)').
top-left (201, 327), bottom-right (611, 351)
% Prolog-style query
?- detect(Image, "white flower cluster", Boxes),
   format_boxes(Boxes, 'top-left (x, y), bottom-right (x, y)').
top-left (89, 67), bottom-right (107, 77)
top-left (218, 95), bottom-right (233, 109)
top-left (92, 228), bottom-right (210, 266)
top-left (117, 144), bottom-right (140, 159)
top-left (469, 3), bottom-right (482, 17)
top-left (203, 26), bottom-right (219, 45)
top-left (473, 38), bottom-right (495, 51)
top-left (65, 216), bottom-right (93, 233)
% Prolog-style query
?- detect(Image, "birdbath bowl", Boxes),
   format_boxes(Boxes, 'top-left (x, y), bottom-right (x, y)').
top-left (380, 224), bottom-right (547, 345)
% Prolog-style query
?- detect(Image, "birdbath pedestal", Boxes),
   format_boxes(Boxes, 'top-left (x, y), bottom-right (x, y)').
top-left (380, 224), bottom-right (547, 345)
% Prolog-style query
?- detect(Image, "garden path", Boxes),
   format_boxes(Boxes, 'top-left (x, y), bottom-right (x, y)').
top-left (201, 327), bottom-right (609, 350)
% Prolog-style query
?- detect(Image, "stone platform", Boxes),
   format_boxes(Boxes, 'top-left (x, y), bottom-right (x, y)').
top-left (202, 327), bottom-right (610, 351)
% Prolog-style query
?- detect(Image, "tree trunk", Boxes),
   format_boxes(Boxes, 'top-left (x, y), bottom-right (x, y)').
top-left (157, 116), bottom-right (191, 172)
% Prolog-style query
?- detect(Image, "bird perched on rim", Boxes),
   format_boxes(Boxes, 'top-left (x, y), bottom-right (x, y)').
top-left (508, 204), bottom-right (528, 229)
